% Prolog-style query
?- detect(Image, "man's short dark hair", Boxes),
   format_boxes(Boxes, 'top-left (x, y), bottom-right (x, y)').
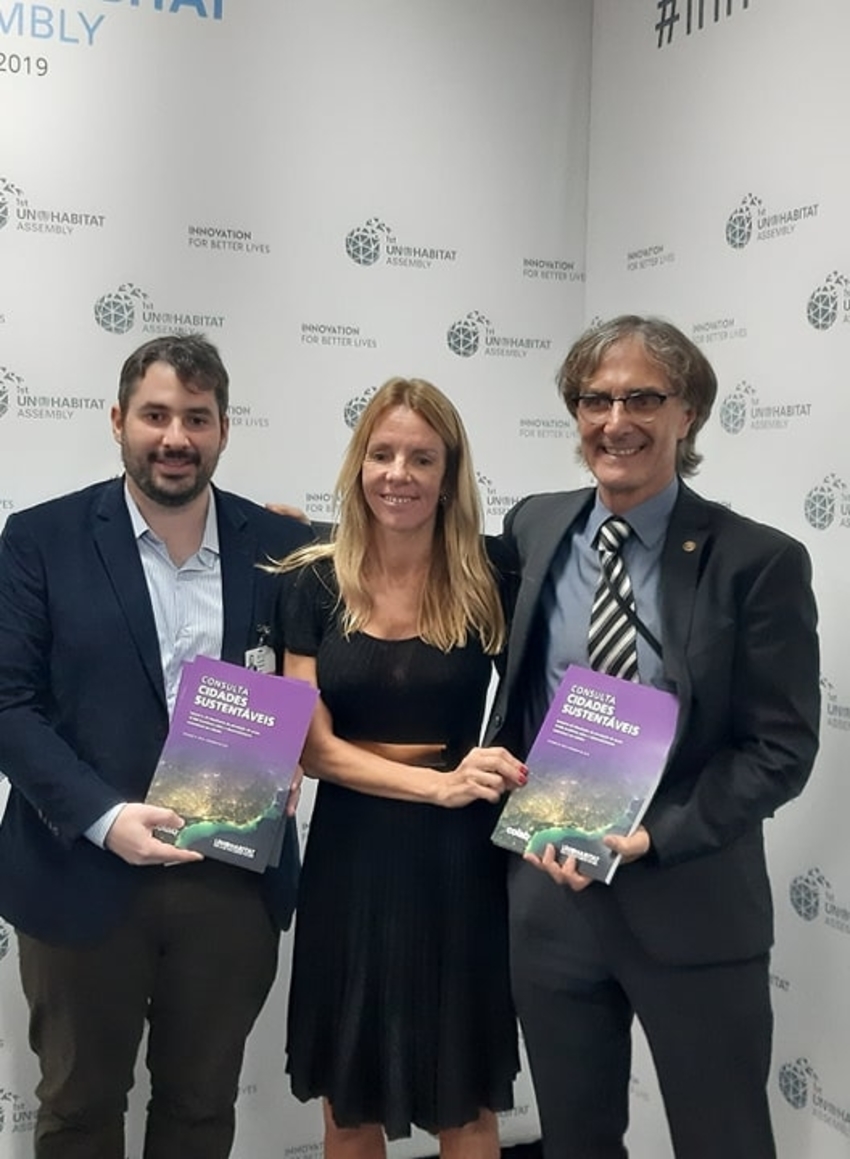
top-left (117, 334), bottom-right (229, 418)
top-left (556, 315), bottom-right (718, 477)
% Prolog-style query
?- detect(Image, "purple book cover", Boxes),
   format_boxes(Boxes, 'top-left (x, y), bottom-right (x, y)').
top-left (491, 664), bottom-right (679, 883)
top-left (146, 656), bottom-right (318, 872)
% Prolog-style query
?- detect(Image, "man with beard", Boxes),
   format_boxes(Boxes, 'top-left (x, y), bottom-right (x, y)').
top-left (0, 334), bottom-right (312, 1159)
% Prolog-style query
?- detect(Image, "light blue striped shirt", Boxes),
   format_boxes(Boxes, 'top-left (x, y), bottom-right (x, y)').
top-left (86, 485), bottom-right (224, 847)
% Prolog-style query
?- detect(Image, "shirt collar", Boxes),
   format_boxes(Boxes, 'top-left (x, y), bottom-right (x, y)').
top-left (123, 482), bottom-right (220, 559)
top-left (586, 476), bottom-right (679, 550)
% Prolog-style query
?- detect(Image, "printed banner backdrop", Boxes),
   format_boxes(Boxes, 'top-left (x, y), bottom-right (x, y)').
top-left (0, 2), bottom-right (846, 1157)
top-left (586, 2), bottom-right (850, 1156)
top-left (0, 1), bottom-right (590, 1155)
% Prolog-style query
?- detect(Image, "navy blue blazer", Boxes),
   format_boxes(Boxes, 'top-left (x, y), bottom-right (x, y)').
top-left (485, 483), bottom-right (821, 966)
top-left (0, 479), bottom-right (313, 944)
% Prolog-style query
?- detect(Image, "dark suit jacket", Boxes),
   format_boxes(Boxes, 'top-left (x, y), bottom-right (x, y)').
top-left (485, 483), bottom-right (820, 966)
top-left (0, 479), bottom-right (313, 944)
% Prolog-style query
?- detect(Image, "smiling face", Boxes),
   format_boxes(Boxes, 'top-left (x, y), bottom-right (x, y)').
top-left (578, 337), bottom-right (695, 513)
top-left (111, 360), bottom-right (229, 510)
top-left (361, 405), bottom-right (447, 539)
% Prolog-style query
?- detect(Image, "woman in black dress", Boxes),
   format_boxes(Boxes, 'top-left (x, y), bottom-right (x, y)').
top-left (278, 377), bottom-right (525, 1159)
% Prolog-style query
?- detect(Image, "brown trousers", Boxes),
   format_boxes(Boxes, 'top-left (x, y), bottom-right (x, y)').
top-left (17, 860), bottom-right (280, 1159)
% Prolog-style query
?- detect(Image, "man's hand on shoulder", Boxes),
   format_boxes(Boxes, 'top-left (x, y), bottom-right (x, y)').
top-left (105, 803), bottom-right (203, 866)
top-left (265, 502), bottom-right (311, 525)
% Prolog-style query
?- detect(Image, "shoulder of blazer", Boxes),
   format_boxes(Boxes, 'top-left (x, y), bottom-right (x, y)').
top-left (212, 486), bottom-right (315, 557)
top-left (670, 482), bottom-right (810, 563)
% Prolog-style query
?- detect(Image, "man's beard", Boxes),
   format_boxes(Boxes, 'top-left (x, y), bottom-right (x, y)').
top-left (122, 444), bottom-right (220, 508)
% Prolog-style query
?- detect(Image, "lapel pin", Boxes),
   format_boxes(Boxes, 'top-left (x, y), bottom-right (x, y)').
top-left (682, 540), bottom-right (697, 553)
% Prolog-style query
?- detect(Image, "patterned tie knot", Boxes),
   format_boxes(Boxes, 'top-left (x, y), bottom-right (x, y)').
top-left (597, 517), bottom-right (631, 556)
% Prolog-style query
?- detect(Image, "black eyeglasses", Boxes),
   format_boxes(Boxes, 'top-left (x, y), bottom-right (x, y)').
top-left (574, 390), bottom-right (677, 422)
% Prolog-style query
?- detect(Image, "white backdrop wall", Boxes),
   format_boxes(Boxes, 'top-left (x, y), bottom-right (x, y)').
top-left (0, 2), bottom-right (846, 1157)
top-left (586, 3), bottom-right (850, 1157)
top-left (0, 1), bottom-right (590, 1155)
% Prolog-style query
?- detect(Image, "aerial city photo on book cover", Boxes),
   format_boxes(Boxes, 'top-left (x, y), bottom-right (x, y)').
top-left (492, 665), bottom-right (679, 883)
top-left (146, 655), bottom-right (318, 872)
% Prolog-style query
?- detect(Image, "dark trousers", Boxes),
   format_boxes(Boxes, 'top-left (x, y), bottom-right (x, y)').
top-left (17, 860), bottom-right (280, 1159)
top-left (509, 860), bottom-right (775, 1159)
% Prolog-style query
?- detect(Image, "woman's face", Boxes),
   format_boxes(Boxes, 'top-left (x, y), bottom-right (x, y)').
top-left (361, 405), bottom-right (447, 538)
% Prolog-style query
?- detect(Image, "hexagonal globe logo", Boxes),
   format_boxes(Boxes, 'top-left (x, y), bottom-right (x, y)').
top-left (803, 474), bottom-right (842, 531)
top-left (343, 386), bottom-right (378, 430)
top-left (778, 1059), bottom-right (813, 1110)
top-left (725, 194), bottom-right (761, 250)
top-left (345, 217), bottom-right (389, 267)
top-left (93, 283), bottom-right (148, 335)
top-left (447, 311), bottom-right (489, 358)
top-left (789, 868), bottom-right (825, 921)
top-left (806, 271), bottom-right (846, 331)
top-left (0, 178), bottom-right (24, 232)
top-left (717, 382), bottom-right (753, 435)
top-left (0, 368), bottom-right (23, 421)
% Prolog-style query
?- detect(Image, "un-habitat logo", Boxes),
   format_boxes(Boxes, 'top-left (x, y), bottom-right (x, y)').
top-left (447, 311), bottom-right (551, 360)
top-left (0, 176), bottom-right (104, 238)
top-left (343, 386), bottom-right (378, 430)
top-left (803, 473), bottom-right (849, 531)
top-left (0, 365), bottom-right (105, 423)
top-left (789, 867), bottom-right (850, 936)
top-left (725, 192), bottom-right (818, 249)
top-left (717, 380), bottom-right (812, 435)
top-left (344, 217), bottom-right (457, 270)
top-left (477, 473), bottom-right (523, 525)
top-left (821, 677), bottom-right (850, 734)
top-left (93, 283), bottom-right (225, 337)
top-left (0, 1089), bottom-right (37, 1135)
top-left (806, 271), bottom-right (850, 330)
top-left (778, 1058), bottom-right (850, 1140)
top-left (0, 367), bottom-right (22, 420)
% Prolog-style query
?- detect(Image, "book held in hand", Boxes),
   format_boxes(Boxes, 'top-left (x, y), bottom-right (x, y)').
top-left (146, 656), bottom-right (318, 872)
top-left (491, 664), bottom-right (679, 883)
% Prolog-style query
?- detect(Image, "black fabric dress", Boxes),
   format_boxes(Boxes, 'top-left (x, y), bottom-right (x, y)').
top-left (283, 558), bottom-right (519, 1139)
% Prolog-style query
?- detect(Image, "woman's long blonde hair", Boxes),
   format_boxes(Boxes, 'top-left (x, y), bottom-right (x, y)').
top-left (276, 377), bottom-right (505, 654)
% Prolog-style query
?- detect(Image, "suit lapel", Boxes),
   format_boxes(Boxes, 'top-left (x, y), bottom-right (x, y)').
top-left (92, 480), bottom-right (167, 708)
top-left (660, 484), bottom-right (715, 747)
top-left (504, 490), bottom-right (594, 694)
top-left (216, 489), bottom-right (256, 665)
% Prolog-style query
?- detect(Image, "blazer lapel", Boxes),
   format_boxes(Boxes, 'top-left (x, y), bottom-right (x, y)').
top-left (216, 490), bottom-right (256, 666)
top-left (504, 490), bottom-right (594, 694)
top-left (92, 480), bottom-right (167, 708)
top-left (660, 484), bottom-right (714, 749)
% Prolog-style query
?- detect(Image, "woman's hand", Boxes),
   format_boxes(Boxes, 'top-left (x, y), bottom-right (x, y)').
top-left (433, 746), bottom-right (527, 808)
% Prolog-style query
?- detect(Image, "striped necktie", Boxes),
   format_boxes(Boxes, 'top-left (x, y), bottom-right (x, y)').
top-left (588, 517), bottom-right (639, 682)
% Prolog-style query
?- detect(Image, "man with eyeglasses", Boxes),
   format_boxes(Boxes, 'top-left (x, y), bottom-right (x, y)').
top-left (485, 315), bottom-right (820, 1158)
